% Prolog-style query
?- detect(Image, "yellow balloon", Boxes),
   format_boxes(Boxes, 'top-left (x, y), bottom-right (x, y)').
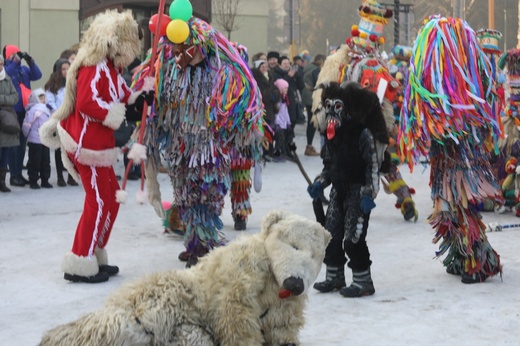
top-left (166, 19), bottom-right (190, 44)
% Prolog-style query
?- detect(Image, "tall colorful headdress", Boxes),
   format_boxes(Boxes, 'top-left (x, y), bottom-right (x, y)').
top-left (476, 29), bottom-right (503, 55)
top-left (349, 0), bottom-right (393, 50)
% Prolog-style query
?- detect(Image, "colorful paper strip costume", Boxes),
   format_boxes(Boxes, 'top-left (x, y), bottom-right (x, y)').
top-left (400, 15), bottom-right (503, 283)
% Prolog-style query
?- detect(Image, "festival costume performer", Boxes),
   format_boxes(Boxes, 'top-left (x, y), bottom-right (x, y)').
top-left (39, 11), bottom-right (149, 283)
top-left (495, 44), bottom-right (520, 215)
top-left (308, 81), bottom-right (389, 298)
top-left (399, 16), bottom-right (503, 284)
top-left (473, 29), bottom-right (509, 213)
top-left (141, 12), bottom-right (264, 267)
top-left (312, 0), bottom-right (418, 222)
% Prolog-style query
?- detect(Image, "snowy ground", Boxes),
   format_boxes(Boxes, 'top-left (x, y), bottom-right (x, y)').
top-left (1, 124), bottom-right (520, 345)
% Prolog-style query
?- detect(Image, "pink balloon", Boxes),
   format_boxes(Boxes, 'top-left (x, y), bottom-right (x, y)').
top-left (148, 13), bottom-right (171, 36)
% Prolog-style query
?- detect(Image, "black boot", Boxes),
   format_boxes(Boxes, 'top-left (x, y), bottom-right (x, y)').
top-left (340, 268), bottom-right (375, 297)
top-left (234, 215), bottom-right (247, 231)
top-left (313, 266), bottom-right (346, 293)
top-left (41, 180), bottom-right (53, 188)
top-left (10, 175), bottom-right (25, 187)
top-left (99, 264), bottom-right (119, 276)
top-left (0, 168), bottom-right (11, 192)
top-left (57, 171), bottom-right (66, 187)
top-left (63, 271), bottom-right (110, 283)
top-left (67, 174), bottom-right (78, 186)
top-left (461, 271), bottom-right (489, 284)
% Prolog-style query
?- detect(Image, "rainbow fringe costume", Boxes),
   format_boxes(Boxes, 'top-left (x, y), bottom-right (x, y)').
top-left (399, 16), bottom-right (503, 281)
top-left (139, 18), bottom-right (264, 257)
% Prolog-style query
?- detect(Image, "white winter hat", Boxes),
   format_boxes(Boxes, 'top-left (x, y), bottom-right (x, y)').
top-left (253, 60), bottom-right (265, 69)
top-left (29, 88), bottom-right (45, 104)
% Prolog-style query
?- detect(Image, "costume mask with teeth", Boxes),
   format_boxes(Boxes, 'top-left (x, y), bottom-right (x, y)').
top-left (173, 44), bottom-right (198, 69)
top-left (324, 98), bottom-right (348, 140)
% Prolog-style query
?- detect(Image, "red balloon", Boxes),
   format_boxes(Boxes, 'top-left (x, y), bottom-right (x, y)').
top-left (148, 13), bottom-right (171, 36)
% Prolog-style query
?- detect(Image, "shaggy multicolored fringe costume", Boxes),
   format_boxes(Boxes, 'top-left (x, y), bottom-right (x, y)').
top-left (399, 16), bottom-right (503, 283)
top-left (140, 18), bottom-right (264, 264)
top-left (230, 148), bottom-right (253, 229)
top-left (347, 0), bottom-right (418, 222)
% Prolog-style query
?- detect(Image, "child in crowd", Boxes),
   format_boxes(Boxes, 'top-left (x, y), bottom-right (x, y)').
top-left (45, 58), bottom-right (77, 187)
top-left (274, 78), bottom-right (292, 160)
top-left (22, 88), bottom-right (52, 189)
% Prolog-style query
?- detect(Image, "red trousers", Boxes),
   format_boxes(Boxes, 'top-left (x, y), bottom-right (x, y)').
top-left (69, 155), bottom-right (120, 257)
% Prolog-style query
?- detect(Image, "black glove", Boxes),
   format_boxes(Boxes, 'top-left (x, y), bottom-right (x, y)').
top-left (21, 52), bottom-right (33, 65)
top-left (125, 104), bottom-right (142, 122)
top-left (134, 91), bottom-right (155, 113)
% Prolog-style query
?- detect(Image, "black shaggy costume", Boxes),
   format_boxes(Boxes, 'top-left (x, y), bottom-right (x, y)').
top-left (312, 82), bottom-right (389, 297)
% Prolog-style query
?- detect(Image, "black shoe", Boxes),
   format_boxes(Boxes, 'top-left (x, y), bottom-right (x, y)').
top-left (20, 175), bottom-right (29, 184)
top-left (10, 176), bottom-right (25, 187)
top-left (186, 255), bottom-right (198, 268)
top-left (64, 271), bottom-right (110, 283)
top-left (446, 263), bottom-right (461, 276)
top-left (178, 251), bottom-right (189, 262)
top-left (461, 272), bottom-right (489, 284)
top-left (67, 175), bottom-right (78, 186)
top-left (30, 182), bottom-right (40, 189)
top-left (339, 281), bottom-right (375, 297)
top-left (41, 181), bottom-right (53, 188)
top-left (57, 177), bottom-right (66, 187)
top-left (313, 278), bottom-right (346, 293)
top-left (234, 216), bottom-right (247, 231)
top-left (99, 264), bottom-right (119, 276)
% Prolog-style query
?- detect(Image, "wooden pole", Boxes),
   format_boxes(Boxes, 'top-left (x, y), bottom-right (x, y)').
top-left (488, 0), bottom-right (494, 29)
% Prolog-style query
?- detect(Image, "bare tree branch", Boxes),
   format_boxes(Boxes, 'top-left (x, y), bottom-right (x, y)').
top-left (213, 0), bottom-right (242, 40)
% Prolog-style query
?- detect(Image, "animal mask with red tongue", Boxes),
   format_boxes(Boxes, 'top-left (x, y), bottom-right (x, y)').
top-left (324, 98), bottom-right (345, 140)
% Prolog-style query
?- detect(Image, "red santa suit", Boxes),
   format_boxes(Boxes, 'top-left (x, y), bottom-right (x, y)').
top-left (58, 58), bottom-right (132, 277)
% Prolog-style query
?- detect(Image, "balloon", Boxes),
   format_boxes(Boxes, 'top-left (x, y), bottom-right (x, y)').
top-left (169, 0), bottom-right (193, 22)
top-left (148, 13), bottom-right (171, 36)
top-left (166, 19), bottom-right (190, 44)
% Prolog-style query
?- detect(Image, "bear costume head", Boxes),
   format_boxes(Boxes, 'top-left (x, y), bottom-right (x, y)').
top-left (259, 210), bottom-right (331, 298)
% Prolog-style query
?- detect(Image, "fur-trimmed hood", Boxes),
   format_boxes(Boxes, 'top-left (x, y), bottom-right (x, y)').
top-left (51, 10), bottom-right (141, 124)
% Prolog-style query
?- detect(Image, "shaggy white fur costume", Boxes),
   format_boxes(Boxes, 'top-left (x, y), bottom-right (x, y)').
top-left (39, 210), bottom-right (331, 346)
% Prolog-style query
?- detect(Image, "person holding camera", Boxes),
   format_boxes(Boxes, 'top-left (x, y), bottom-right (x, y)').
top-left (3, 45), bottom-right (42, 187)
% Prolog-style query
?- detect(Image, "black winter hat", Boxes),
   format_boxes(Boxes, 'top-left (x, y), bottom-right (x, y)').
top-left (267, 51), bottom-right (280, 60)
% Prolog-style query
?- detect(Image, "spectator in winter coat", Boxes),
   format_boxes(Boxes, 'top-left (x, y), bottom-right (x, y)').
top-left (0, 54), bottom-right (20, 193)
top-left (252, 59), bottom-right (280, 161)
top-left (273, 78), bottom-right (292, 160)
top-left (3, 44), bottom-right (42, 187)
top-left (302, 54), bottom-right (326, 156)
top-left (45, 58), bottom-right (77, 187)
top-left (22, 88), bottom-right (52, 189)
top-left (273, 56), bottom-right (305, 139)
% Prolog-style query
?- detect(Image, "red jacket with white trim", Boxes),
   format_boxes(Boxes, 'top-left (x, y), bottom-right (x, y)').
top-left (59, 59), bottom-right (131, 167)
